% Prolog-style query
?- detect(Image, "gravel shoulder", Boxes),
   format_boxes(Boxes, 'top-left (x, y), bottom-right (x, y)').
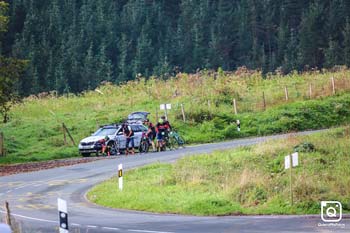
top-left (0, 157), bottom-right (105, 176)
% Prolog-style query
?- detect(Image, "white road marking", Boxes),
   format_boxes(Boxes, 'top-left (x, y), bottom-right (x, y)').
top-left (0, 211), bottom-right (57, 223)
top-left (87, 225), bottom-right (98, 228)
top-left (102, 227), bottom-right (121, 231)
top-left (128, 229), bottom-right (175, 233)
top-left (71, 223), bottom-right (81, 226)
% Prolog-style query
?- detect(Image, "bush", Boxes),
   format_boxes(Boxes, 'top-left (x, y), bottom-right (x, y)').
top-left (294, 142), bottom-right (316, 152)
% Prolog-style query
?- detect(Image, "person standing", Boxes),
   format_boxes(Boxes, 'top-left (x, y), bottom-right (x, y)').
top-left (122, 123), bottom-right (135, 155)
top-left (156, 118), bottom-right (170, 151)
top-left (144, 119), bottom-right (156, 152)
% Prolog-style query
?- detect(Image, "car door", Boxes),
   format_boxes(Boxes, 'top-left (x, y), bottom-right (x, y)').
top-left (130, 125), bottom-right (142, 147)
top-left (116, 129), bottom-right (126, 149)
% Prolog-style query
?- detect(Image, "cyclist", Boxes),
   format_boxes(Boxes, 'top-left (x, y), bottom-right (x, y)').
top-left (161, 115), bottom-right (172, 131)
top-left (144, 119), bottom-right (156, 152)
top-left (156, 118), bottom-right (170, 151)
top-left (122, 123), bottom-right (135, 155)
top-left (99, 136), bottom-right (110, 156)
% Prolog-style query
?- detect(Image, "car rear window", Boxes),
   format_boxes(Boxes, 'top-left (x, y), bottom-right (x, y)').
top-left (93, 127), bottom-right (117, 136)
top-left (128, 113), bottom-right (146, 120)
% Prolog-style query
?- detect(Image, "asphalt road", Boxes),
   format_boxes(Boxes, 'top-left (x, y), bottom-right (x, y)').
top-left (0, 131), bottom-right (349, 233)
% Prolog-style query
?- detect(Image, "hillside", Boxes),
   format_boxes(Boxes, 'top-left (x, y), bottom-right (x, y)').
top-left (1, 70), bottom-right (350, 164)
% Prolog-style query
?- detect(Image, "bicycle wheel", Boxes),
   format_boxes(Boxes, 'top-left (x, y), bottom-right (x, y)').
top-left (139, 140), bottom-right (149, 153)
top-left (165, 137), bottom-right (173, 151)
top-left (177, 135), bottom-right (185, 147)
top-left (169, 136), bottom-right (179, 150)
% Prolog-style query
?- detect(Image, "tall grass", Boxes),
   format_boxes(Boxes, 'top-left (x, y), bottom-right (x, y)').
top-left (1, 69), bottom-right (350, 164)
top-left (87, 127), bottom-right (350, 215)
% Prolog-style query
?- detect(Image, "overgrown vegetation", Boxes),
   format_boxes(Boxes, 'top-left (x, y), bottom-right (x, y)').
top-left (1, 70), bottom-right (350, 164)
top-left (87, 127), bottom-right (350, 215)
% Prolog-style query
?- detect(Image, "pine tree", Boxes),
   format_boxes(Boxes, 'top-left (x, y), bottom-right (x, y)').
top-left (133, 26), bottom-right (153, 78)
top-left (325, 37), bottom-right (343, 68)
top-left (343, 18), bottom-right (350, 67)
top-left (82, 43), bottom-right (96, 89)
top-left (117, 33), bottom-right (130, 83)
top-left (96, 42), bottom-right (113, 83)
top-left (284, 29), bottom-right (299, 72)
top-left (298, 1), bottom-right (325, 69)
top-left (235, 1), bottom-right (253, 67)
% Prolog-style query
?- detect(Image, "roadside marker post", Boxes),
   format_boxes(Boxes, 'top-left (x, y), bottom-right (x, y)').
top-left (118, 164), bottom-right (123, 191)
top-left (160, 103), bottom-right (171, 119)
top-left (284, 152), bottom-right (299, 206)
top-left (236, 120), bottom-right (241, 132)
top-left (58, 198), bottom-right (68, 233)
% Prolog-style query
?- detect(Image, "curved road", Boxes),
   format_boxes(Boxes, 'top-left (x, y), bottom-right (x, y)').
top-left (0, 131), bottom-right (348, 233)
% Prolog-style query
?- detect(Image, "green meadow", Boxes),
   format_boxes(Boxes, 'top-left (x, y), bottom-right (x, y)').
top-left (1, 69), bottom-right (350, 164)
top-left (88, 127), bottom-right (350, 215)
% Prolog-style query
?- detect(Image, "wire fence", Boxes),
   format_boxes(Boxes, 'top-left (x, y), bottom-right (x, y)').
top-left (162, 75), bottom-right (350, 122)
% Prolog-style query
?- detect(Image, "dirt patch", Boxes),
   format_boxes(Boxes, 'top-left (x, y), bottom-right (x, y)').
top-left (0, 157), bottom-right (105, 176)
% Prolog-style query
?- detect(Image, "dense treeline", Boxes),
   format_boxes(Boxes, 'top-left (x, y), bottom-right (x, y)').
top-left (2, 0), bottom-right (350, 95)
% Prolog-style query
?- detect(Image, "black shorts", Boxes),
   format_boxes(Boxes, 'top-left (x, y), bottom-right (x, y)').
top-left (148, 132), bottom-right (156, 140)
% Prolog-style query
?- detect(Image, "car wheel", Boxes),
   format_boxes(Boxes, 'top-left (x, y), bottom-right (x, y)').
top-left (107, 141), bottom-right (117, 155)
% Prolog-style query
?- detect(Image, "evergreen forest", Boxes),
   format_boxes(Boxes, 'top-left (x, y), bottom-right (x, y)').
top-left (2, 0), bottom-right (350, 95)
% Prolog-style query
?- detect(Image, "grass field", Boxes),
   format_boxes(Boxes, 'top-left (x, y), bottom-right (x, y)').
top-left (87, 127), bottom-right (350, 215)
top-left (1, 69), bottom-right (350, 164)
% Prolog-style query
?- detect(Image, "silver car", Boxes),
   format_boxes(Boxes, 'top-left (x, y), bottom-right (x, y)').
top-left (78, 123), bottom-right (148, 156)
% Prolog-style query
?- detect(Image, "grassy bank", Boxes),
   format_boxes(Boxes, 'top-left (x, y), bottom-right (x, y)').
top-left (87, 127), bottom-right (350, 215)
top-left (1, 70), bottom-right (350, 164)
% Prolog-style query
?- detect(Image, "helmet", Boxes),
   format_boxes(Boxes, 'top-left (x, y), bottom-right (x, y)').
top-left (104, 136), bottom-right (109, 141)
top-left (144, 119), bottom-right (150, 123)
top-left (161, 116), bottom-right (166, 120)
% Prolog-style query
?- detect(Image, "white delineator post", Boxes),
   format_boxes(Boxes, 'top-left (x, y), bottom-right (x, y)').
top-left (236, 119), bottom-right (241, 132)
top-left (284, 152), bottom-right (299, 206)
top-left (118, 164), bottom-right (123, 191)
top-left (58, 198), bottom-right (68, 233)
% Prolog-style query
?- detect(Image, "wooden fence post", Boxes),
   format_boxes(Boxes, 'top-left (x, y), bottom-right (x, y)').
top-left (63, 126), bottom-right (67, 145)
top-left (0, 132), bottom-right (4, 156)
top-left (180, 103), bottom-right (186, 122)
top-left (285, 86), bottom-right (289, 101)
top-left (62, 123), bottom-right (76, 146)
top-left (262, 91), bottom-right (266, 111)
top-left (5, 201), bottom-right (11, 227)
top-left (233, 98), bottom-right (238, 115)
top-left (331, 77), bottom-right (336, 95)
top-left (309, 83), bottom-right (312, 99)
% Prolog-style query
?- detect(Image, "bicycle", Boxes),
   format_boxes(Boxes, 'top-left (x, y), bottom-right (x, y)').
top-left (169, 131), bottom-right (185, 148)
top-left (139, 132), bottom-right (150, 153)
top-left (157, 131), bottom-right (172, 152)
